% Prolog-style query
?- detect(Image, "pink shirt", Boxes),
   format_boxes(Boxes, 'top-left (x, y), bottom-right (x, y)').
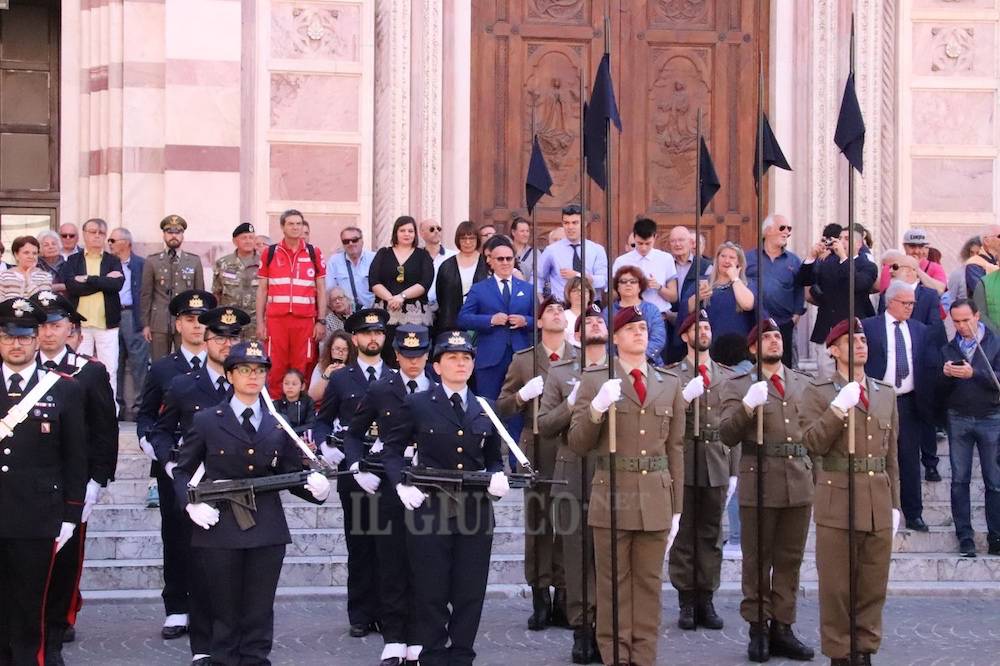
top-left (878, 258), bottom-right (946, 292)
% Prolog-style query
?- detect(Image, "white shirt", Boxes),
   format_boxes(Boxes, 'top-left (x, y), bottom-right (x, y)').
top-left (442, 383), bottom-right (469, 411)
top-left (356, 357), bottom-right (384, 381)
top-left (612, 248), bottom-right (677, 313)
top-left (427, 246), bottom-right (457, 305)
top-left (565, 310), bottom-right (580, 347)
top-left (493, 273), bottom-right (515, 296)
top-left (206, 364), bottom-right (228, 393)
top-left (180, 346), bottom-right (207, 369)
top-left (40, 348), bottom-right (68, 368)
top-left (2, 362), bottom-right (37, 392)
top-left (230, 396), bottom-right (262, 430)
top-left (399, 370), bottom-right (430, 393)
top-left (458, 261), bottom-right (477, 297)
top-left (884, 313), bottom-right (914, 395)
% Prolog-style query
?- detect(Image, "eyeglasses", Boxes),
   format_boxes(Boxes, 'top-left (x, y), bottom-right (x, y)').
top-left (779, 225), bottom-right (792, 232)
top-left (107, 239), bottom-right (120, 245)
top-left (83, 228), bottom-right (106, 236)
top-left (231, 365), bottom-right (267, 376)
top-left (0, 334), bottom-right (34, 345)
top-left (617, 278), bottom-right (640, 285)
top-left (341, 237), bottom-right (361, 245)
top-left (330, 294), bottom-right (347, 301)
top-left (207, 335), bottom-right (239, 344)
top-left (426, 226), bottom-right (441, 233)
top-left (892, 300), bottom-right (916, 308)
top-left (60, 233), bottom-right (77, 239)
top-left (493, 255), bottom-right (514, 263)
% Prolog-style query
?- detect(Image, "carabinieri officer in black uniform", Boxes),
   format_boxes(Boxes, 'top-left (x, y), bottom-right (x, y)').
top-left (172, 340), bottom-right (331, 665)
top-left (344, 323), bottom-right (433, 666)
top-left (148, 305), bottom-right (251, 664)
top-left (0, 297), bottom-right (86, 666)
top-left (383, 330), bottom-right (511, 666)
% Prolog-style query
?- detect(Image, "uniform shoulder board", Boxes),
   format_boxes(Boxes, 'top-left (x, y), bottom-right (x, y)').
top-left (662, 361), bottom-right (681, 370)
top-left (810, 375), bottom-right (835, 386)
top-left (655, 365), bottom-right (679, 378)
top-left (513, 346), bottom-right (533, 357)
top-left (582, 364), bottom-right (608, 375)
top-left (870, 377), bottom-right (893, 391)
top-left (790, 367), bottom-right (813, 379)
top-left (550, 358), bottom-right (576, 369)
top-left (728, 368), bottom-right (751, 381)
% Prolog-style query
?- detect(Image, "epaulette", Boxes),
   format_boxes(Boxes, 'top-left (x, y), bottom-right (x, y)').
top-left (550, 358), bottom-right (577, 369)
top-left (870, 377), bottom-right (892, 391)
top-left (513, 347), bottom-right (533, 357)
top-left (790, 367), bottom-right (814, 379)
top-left (661, 361), bottom-right (682, 370)
top-left (810, 375), bottom-right (835, 386)
top-left (582, 364), bottom-right (609, 374)
top-left (729, 369), bottom-right (752, 381)
top-left (654, 366), bottom-right (679, 379)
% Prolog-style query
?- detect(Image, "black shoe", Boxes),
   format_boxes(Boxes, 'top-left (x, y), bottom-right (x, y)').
top-left (527, 587), bottom-right (551, 631)
top-left (192, 659), bottom-right (211, 666)
top-left (748, 622), bottom-right (770, 662)
top-left (677, 590), bottom-right (696, 630)
top-left (696, 592), bottom-right (724, 630)
top-left (959, 537), bottom-right (977, 557)
top-left (44, 630), bottom-right (65, 666)
top-left (830, 660), bottom-right (850, 666)
top-left (988, 536), bottom-right (1000, 556)
top-left (859, 653), bottom-right (873, 666)
top-left (379, 659), bottom-right (404, 666)
top-left (550, 588), bottom-right (571, 628)
top-left (905, 517), bottom-right (929, 532)
top-left (571, 626), bottom-right (595, 664)
top-left (348, 623), bottom-right (370, 638)
top-left (924, 467), bottom-right (942, 482)
top-left (368, 620), bottom-right (382, 634)
top-left (768, 621), bottom-right (814, 661)
top-left (161, 625), bottom-right (188, 640)
top-left (588, 628), bottom-right (601, 663)
top-left (61, 626), bottom-right (75, 643)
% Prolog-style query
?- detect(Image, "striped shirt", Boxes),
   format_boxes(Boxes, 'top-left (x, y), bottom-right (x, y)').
top-left (0, 267), bottom-right (53, 301)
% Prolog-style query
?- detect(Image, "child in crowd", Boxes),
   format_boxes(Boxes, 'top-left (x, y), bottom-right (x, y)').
top-left (275, 369), bottom-right (317, 438)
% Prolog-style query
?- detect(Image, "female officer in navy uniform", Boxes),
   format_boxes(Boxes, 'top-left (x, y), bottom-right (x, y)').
top-left (383, 330), bottom-right (512, 666)
top-left (172, 340), bottom-right (331, 665)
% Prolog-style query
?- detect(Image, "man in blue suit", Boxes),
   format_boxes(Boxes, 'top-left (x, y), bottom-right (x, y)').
top-left (862, 281), bottom-right (937, 532)
top-left (458, 238), bottom-right (535, 399)
top-left (877, 254), bottom-right (944, 332)
top-left (109, 227), bottom-right (148, 419)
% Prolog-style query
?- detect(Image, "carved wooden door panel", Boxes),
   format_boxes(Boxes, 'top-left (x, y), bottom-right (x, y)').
top-left (471, 1), bottom-right (768, 254)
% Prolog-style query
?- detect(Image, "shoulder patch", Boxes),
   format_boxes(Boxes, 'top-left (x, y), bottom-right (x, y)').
top-left (810, 375), bottom-right (835, 386)
top-left (870, 378), bottom-right (893, 390)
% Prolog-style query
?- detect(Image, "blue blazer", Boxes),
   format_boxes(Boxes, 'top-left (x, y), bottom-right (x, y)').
top-left (861, 314), bottom-right (937, 420)
top-left (457, 276), bottom-right (535, 369)
top-left (125, 253), bottom-right (144, 332)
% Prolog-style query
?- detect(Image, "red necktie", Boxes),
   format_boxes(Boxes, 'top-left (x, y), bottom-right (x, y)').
top-left (859, 385), bottom-right (869, 410)
top-left (630, 368), bottom-right (646, 404)
top-left (770, 374), bottom-right (785, 398)
top-left (549, 352), bottom-right (559, 362)
top-left (698, 364), bottom-right (711, 388)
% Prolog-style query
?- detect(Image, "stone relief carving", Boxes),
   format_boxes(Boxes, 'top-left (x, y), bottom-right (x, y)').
top-left (527, 0), bottom-right (586, 23)
top-left (525, 47), bottom-right (583, 204)
top-left (930, 26), bottom-right (975, 73)
top-left (272, 7), bottom-right (354, 60)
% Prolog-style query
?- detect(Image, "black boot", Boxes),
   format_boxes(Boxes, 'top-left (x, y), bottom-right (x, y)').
top-left (677, 591), bottom-right (696, 630)
top-left (527, 586), bottom-right (552, 631)
top-left (748, 622), bottom-right (770, 662)
top-left (769, 621), bottom-right (815, 661)
top-left (830, 659), bottom-right (850, 666)
top-left (571, 625), bottom-right (594, 664)
top-left (550, 588), bottom-right (571, 628)
top-left (856, 653), bottom-right (873, 666)
top-left (588, 626), bottom-right (601, 664)
top-left (696, 591), bottom-right (724, 630)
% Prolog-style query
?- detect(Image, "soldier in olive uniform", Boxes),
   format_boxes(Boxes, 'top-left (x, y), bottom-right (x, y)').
top-left (497, 297), bottom-right (576, 631)
top-left (719, 319), bottom-right (815, 663)
top-left (568, 305), bottom-right (695, 666)
top-left (141, 215), bottom-right (206, 361)
top-left (801, 318), bottom-right (901, 666)
top-left (666, 310), bottom-right (739, 631)
top-left (538, 303), bottom-right (606, 663)
top-left (213, 223), bottom-right (260, 340)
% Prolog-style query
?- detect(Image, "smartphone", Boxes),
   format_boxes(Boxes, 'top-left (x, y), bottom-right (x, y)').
top-left (953, 359), bottom-right (966, 366)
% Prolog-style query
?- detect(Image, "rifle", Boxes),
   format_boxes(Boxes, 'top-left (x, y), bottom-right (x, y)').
top-left (401, 466), bottom-right (566, 499)
top-left (188, 460), bottom-right (355, 530)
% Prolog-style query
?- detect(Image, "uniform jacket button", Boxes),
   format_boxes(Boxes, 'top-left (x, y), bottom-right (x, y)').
top-left (457, 429), bottom-right (464, 436)
top-left (639, 409), bottom-right (645, 415)
top-left (639, 429), bottom-right (645, 435)
top-left (1, 465), bottom-right (8, 472)
top-left (641, 470), bottom-right (647, 475)
top-left (248, 465), bottom-right (255, 471)
top-left (786, 436), bottom-right (792, 442)
top-left (457, 447), bottom-right (463, 453)
top-left (2, 448), bottom-right (8, 455)
top-left (640, 450), bottom-right (646, 456)
top-left (457, 463), bottom-right (463, 470)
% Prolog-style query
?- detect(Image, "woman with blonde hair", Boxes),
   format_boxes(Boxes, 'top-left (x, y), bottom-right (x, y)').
top-left (688, 241), bottom-right (757, 337)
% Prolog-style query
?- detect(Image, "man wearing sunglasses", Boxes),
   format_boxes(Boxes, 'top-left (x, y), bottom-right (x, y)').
top-left (745, 214), bottom-right (805, 368)
top-left (419, 219), bottom-right (456, 312)
top-left (58, 223), bottom-right (82, 260)
top-left (326, 226), bottom-right (375, 311)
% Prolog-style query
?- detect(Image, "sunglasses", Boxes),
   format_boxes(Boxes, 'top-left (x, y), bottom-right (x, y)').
top-left (341, 236), bottom-right (361, 245)
top-left (779, 225), bottom-right (792, 232)
top-left (493, 255), bottom-right (514, 263)
top-left (61, 233), bottom-right (76, 239)
top-left (617, 278), bottom-right (640, 285)
top-left (107, 239), bottom-right (119, 245)
top-left (426, 226), bottom-right (441, 233)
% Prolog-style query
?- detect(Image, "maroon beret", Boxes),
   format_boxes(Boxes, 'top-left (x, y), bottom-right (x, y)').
top-left (679, 309), bottom-right (710, 337)
top-left (824, 317), bottom-right (864, 347)
top-left (613, 304), bottom-right (645, 333)
top-left (746, 318), bottom-right (781, 348)
top-left (575, 302), bottom-right (603, 332)
top-left (537, 296), bottom-right (564, 320)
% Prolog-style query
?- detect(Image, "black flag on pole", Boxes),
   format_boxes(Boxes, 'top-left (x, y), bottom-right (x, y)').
top-left (834, 72), bottom-right (865, 173)
top-left (699, 137), bottom-right (720, 214)
top-left (583, 53), bottom-right (622, 190)
top-left (753, 113), bottom-right (792, 191)
top-left (525, 135), bottom-right (553, 214)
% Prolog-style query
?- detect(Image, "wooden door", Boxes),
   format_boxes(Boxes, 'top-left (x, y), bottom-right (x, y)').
top-left (471, 0), bottom-right (768, 256)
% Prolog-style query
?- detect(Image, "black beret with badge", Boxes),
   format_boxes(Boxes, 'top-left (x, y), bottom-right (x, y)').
top-left (199, 306), bottom-right (251, 337)
top-left (346, 308), bottom-right (389, 334)
top-left (0, 297), bottom-right (47, 336)
top-left (432, 330), bottom-right (476, 360)
top-left (160, 214), bottom-right (187, 232)
top-left (224, 340), bottom-right (272, 371)
top-left (393, 324), bottom-right (430, 358)
top-left (169, 289), bottom-right (217, 317)
top-left (233, 222), bottom-right (255, 238)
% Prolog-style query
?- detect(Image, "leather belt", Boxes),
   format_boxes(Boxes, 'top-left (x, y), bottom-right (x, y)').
top-left (822, 456), bottom-right (887, 473)
top-left (742, 442), bottom-right (808, 458)
top-left (690, 426), bottom-right (720, 441)
top-left (595, 455), bottom-right (668, 473)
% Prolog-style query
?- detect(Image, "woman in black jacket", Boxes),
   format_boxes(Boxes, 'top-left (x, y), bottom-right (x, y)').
top-left (434, 220), bottom-right (489, 332)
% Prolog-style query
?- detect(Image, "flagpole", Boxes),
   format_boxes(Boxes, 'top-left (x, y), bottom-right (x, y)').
top-left (754, 51), bottom-right (766, 641)
top-left (529, 108), bottom-right (542, 600)
top-left (846, 13), bottom-right (859, 664)
top-left (691, 108), bottom-right (704, 621)
top-left (578, 73), bottom-right (592, 641)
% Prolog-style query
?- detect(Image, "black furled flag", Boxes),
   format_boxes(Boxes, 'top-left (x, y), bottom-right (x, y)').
top-left (583, 54), bottom-right (622, 190)
top-left (753, 113), bottom-right (792, 191)
top-left (525, 135), bottom-right (553, 214)
top-left (834, 72), bottom-right (865, 173)
top-left (699, 137), bottom-right (720, 214)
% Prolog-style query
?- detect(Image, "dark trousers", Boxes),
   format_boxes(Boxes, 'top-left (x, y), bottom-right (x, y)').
top-left (948, 410), bottom-right (1000, 542)
top-left (668, 484), bottom-right (726, 594)
top-left (374, 489), bottom-right (416, 646)
top-left (193, 545), bottom-right (285, 666)
top-left (407, 493), bottom-right (494, 666)
top-left (45, 522), bottom-right (87, 636)
top-left (339, 479), bottom-right (379, 626)
top-left (897, 394), bottom-right (926, 520)
top-left (0, 538), bottom-right (55, 666)
top-left (779, 320), bottom-right (796, 369)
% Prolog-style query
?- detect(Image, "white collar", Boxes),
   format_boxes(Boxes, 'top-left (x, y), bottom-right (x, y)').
top-left (441, 382), bottom-right (469, 407)
top-left (2, 362), bottom-right (36, 388)
top-left (229, 395), bottom-right (260, 421)
top-left (400, 371), bottom-right (430, 392)
top-left (180, 346), bottom-right (207, 367)
top-left (357, 356), bottom-right (383, 378)
top-left (206, 363), bottom-right (226, 387)
top-left (40, 347), bottom-right (68, 367)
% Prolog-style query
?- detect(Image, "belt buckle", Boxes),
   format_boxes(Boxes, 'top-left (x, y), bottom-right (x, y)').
top-left (638, 457), bottom-right (650, 472)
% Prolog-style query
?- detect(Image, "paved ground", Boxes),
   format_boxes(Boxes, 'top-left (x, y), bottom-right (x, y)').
top-left (63, 593), bottom-right (1000, 665)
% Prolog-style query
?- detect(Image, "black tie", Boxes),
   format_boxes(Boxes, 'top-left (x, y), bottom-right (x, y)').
top-left (216, 376), bottom-right (228, 398)
top-left (893, 321), bottom-right (909, 388)
top-left (43, 360), bottom-right (58, 370)
top-left (241, 407), bottom-right (256, 436)
top-left (8, 373), bottom-right (22, 397)
top-left (366, 366), bottom-right (377, 384)
top-left (450, 392), bottom-right (464, 421)
top-left (190, 356), bottom-right (202, 371)
top-left (168, 248), bottom-right (177, 260)
top-left (407, 379), bottom-right (418, 395)
top-left (501, 279), bottom-right (511, 309)
top-left (571, 244), bottom-right (582, 273)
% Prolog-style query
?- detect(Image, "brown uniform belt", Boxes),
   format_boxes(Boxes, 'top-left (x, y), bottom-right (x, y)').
top-left (822, 456), bottom-right (887, 473)
top-left (595, 455), bottom-right (669, 472)
top-left (741, 442), bottom-right (808, 458)
top-left (688, 426), bottom-right (720, 441)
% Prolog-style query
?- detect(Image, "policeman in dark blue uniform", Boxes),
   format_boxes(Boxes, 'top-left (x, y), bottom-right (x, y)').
top-left (147, 305), bottom-right (250, 664)
top-left (344, 324), bottom-right (432, 666)
top-left (172, 340), bottom-right (331, 665)
top-left (383, 330), bottom-right (511, 666)
top-left (317, 307), bottom-right (391, 637)
top-left (0, 297), bottom-right (87, 666)
top-left (135, 289), bottom-right (216, 639)
top-left (30, 290), bottom-right (118, 657)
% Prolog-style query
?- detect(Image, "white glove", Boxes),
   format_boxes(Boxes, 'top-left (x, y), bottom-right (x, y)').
top-left (725, 476), bottom-right (738, 508)
top-left (320, 442), bottom-right (345, 467)
top-left (665, 513), bottom-right (681, 554)
top-left (742, 381), bottom-right (769, 410)
top-left (396, 483), bottom-right (427, 511)
top-left (186, 502), bottom-right (220, 530)
top-left (487, 471), bottom-right (510, 499)
top-left (55, 522), bottom-right (76, 553)
top-left (518, 375), bottom-right (545, 402)
top-left (831, 381), bottom-right (862, 412)
top-left (567, 379), bottom-right (580, 407)
top-left (891, 508), bottom-right (901, 541)
top-left (304, 472), bottom-right (331, 501)
top-left (682, 376), bottom-right (705, 403)
top-left (82, 479), bottom-right (101, 524)
top-left (590, 378), bottom-right (623, 414)
top-left (164, 462), bottom-right (177, 479)
top-left (139, 436), bottom-right (157, 461)
top-left (369, 438), bottom-right (384, 455)
top-left (350, 462), bottom-right (381, 495)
